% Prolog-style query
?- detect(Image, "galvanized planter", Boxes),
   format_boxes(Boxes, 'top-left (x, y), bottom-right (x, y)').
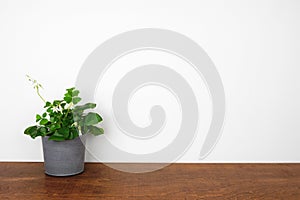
top-left (42, 135), bottom-right (86, 176)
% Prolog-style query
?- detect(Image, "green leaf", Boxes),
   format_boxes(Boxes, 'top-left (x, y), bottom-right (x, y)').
top-left (42, 112), bottom-right (47, 118)
top-left (44, 101), bottom-right (51, 108)
top-left (53, 100), bottom-right (62, 106)
top-left (73, 103), bottom-right (96, 113)
top-left (68, 128), bottom-right (79, 139)
top-left (84, 112), bottom-right (102, 126)
top-left (50, 123), bottom-right (60, 131)
top-left (48, 128), bottom-right (70, 141)
top-left (50, 117), bottom-right (55, 122)
top-left (72, 97), bottom-right (81, 105)
top-left (87, 126), bottom-right (104, 136)
top-left (67, 87), bottom-right (75, 91)
top-left (68, 131), bottom-right (74, 140)
top-left (72, 90), bottom-right (80, 97)
top-left (48, 135), bottom-right (65, 141)
top-left (40, 127), bottom-right (46, 133)
top-left (58, 127), bottom-right (69, 137)
top-left (73, 114), bottom-right (80, 122)
top-left (60, 103), bottom-right (66, 108)
top-left (62, 119), bottom-right (72, 127)
top-left (46, 107), bottom-right (53, 113)
top-left (36, 114), bottom-right (42, 122)
top-left (38, 127), bottom-right (47, 137)
top-left (79, 120), bottom-right (84, 128)
top-left (40, 119), bottom-right (48, 125)
top-left (53, 131), bottom-right (63, 136)
top-left (24, 126), bottom-right (38, 138)
top-left (64, 93), bottom-right (71, 97)
top-left (66, 87), bottom-right (75, 94)
top-left (64, 96), bottom-right (72, 103)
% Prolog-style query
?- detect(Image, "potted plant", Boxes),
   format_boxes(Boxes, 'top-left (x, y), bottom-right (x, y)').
top-left (24, 75), bottom-right (104, 176)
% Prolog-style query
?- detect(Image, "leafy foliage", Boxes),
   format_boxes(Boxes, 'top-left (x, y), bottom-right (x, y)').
top-left (24, 76), bottom-right (104, 141)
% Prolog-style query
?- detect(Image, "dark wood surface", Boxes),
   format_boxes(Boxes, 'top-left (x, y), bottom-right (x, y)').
top-left (0, 163), bottom-right (299, 199)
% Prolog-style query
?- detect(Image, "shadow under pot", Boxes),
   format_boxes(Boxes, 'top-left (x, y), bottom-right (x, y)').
top-left (42, 135), bottom-right (86, 176)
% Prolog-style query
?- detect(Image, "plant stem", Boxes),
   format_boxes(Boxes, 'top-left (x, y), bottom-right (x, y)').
top-left (36, 87), bottom-right (46, 103)
top-left (26, 75), bottom-right (46, 103)
top-left (64, 102), bottom-right (73, 120)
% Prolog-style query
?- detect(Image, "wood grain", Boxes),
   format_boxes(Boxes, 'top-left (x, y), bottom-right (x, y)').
top-left (0, 163), bottom-right (299, 199)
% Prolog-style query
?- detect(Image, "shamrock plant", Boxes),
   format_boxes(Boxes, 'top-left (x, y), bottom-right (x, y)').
top-left (24, 75), bottom-right (104, 141)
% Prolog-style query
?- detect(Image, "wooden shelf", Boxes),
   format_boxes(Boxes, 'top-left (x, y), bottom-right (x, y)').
top-left (0, 163), bottom-right (299, 199)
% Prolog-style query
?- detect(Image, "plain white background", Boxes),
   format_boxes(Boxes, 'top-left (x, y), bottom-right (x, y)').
top-left (0, 0), bottom-right (299, 162)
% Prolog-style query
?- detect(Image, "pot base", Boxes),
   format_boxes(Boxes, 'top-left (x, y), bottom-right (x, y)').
top-left (45, 169), bottom-right (84, 177)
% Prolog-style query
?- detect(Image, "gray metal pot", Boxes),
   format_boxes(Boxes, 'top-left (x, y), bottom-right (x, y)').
top-left (42, 135), bottom-right (86, 176)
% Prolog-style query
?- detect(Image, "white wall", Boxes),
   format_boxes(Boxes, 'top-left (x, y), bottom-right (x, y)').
top-left (0, 0), bottom-right (299, 162)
